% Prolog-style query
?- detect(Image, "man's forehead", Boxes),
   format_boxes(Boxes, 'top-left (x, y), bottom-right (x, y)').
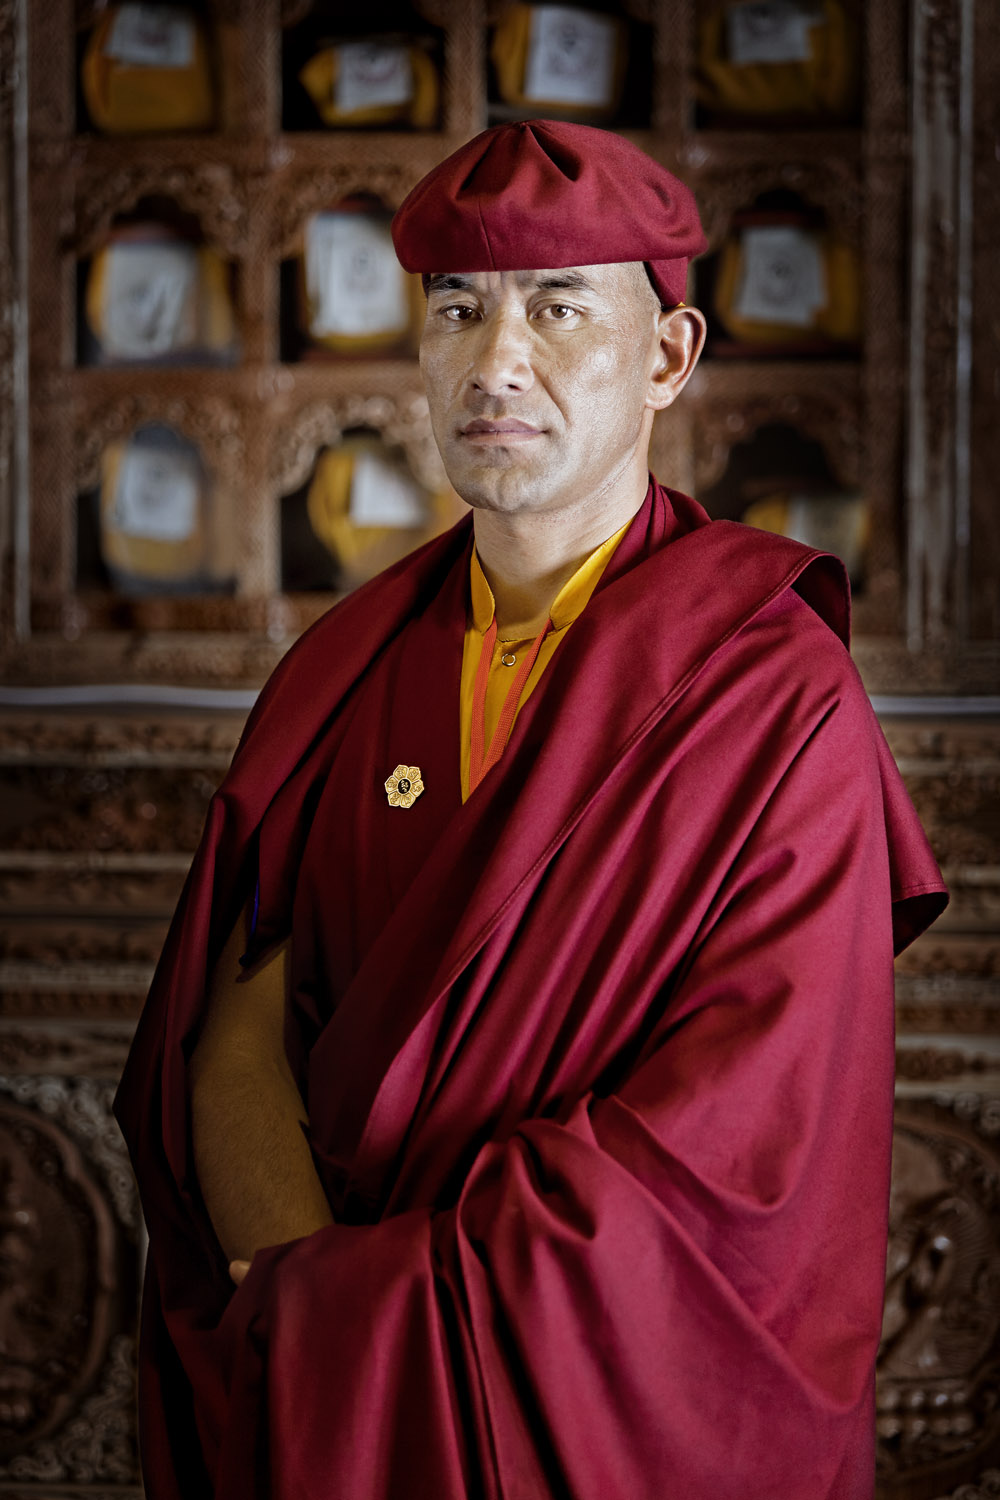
top-left (424, 265), bottom-right (639, 294)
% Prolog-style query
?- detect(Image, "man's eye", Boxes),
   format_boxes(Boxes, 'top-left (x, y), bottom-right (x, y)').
top-left (443, 304), bottom-right (477, 321)
top-left (543, 304), bottom-right (577, 321)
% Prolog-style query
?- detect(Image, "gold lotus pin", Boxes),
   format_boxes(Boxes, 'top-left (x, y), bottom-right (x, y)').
top-left (384, 764), bottom-right (425, 809)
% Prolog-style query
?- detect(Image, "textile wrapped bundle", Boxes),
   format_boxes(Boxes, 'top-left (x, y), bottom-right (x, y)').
top-left (84, 224), bottom-right (236, 364)
top-left (742, 490), bottom-right (869, 586)
top-left (305, 438), bottom-right (454, 587)
top-left (696, 0), bottom-right (860, 120)
top-left (98, 426), bottom-right (206, 589)
top-left (298, 205), bottom-right (424, 356)
top-left (299, 39), bottom-right (440, 128)
top-left (491, 4), bottom-right (627, 119)
top-left (81, 3), bottom-right (214, 135)
top-left (710, 212), bottom-right (861, 351)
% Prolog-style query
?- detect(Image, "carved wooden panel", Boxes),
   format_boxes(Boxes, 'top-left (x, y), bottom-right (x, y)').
top-left (0, 1077), bottom-right (141, 1490)
top-left (878, 1096), bottom-right (1000, 1499)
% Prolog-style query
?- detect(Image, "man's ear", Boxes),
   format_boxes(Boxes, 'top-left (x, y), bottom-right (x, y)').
top-left (646, 306), bottom-right (707, 412)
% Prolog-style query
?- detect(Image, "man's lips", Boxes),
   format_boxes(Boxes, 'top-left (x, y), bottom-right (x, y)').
top-left (459, 418), bottom-right (543, 441)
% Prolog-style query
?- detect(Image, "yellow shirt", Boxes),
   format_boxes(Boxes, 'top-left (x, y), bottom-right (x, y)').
top-left (459, 519), bottom-right (631, 800)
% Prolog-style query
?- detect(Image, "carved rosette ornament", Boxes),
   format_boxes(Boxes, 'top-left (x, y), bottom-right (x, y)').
top-left (0, 1080), bottom-right (140, 1481)
top-left (877, 1097), bottom-right (1000, 1493)
top-left (0, 1100), bottom-right (116, 1460)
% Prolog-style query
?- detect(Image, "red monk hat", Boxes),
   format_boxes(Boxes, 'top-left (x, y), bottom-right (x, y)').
top-left (391, 119), bottom-right (706, 308)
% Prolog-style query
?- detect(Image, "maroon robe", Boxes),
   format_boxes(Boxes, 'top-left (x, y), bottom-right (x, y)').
top-left (115, 480), bottom-right (947, 1499)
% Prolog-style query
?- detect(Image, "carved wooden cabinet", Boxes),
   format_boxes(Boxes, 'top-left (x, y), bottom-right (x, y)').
top-left (0, 1), bottom-right (996, 1497)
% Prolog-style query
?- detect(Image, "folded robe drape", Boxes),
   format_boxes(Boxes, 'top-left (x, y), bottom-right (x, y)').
top-left (115, 480), bottom-right (947, 1499)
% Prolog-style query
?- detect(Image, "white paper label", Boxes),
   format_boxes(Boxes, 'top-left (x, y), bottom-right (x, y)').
top-left (726, 2), bottom-right (819, 66)
top-left (304, 214), bottom-right (409, 339)
top-left (334, 42), bottom-right (414, 114)
top-left (113, 444), bottom-right (200, 541)
top-left (523, 6), bottom-right (617, 108)
top-left (105, 4), bottom-right (196, 68)
top-left (101, 242), bottom-right (198, 358)
top-left (734, 225), bottom-right (826, 327)
top-left (349, 450), bottom-right (426, 528)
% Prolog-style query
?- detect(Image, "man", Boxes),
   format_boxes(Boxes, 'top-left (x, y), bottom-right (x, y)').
top-left (116, 121), bottom-right (947, 1499)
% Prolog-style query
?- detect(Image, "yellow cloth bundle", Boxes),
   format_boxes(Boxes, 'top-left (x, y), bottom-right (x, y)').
top-left (298, 208), bottom-right (424, 355)
top-left (491, 4), bottom-right (627, 119)
top-left (299, 40), bottom-right (439, 128)
top-left (696, 1), bottom-right (859, 120)
top-left (99, 431), bottom-right (206, 586)
top-left (85, 229), bottom-right (235, 362)
top-left (712, 216), bottom-right (861, 348)
top-left (82, 4), bottom-right (214, 134)
top-left (306, 440), bottom-right (450, 584)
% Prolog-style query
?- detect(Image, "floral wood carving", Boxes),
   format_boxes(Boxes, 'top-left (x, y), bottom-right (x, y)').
top-left (896, 1004), bottom-right (1000, 1039)
top-left (690, 385), bottom-right (862, 494)
top-left (0, 1099), bottom-right (117, 1460)
top-left (71, 161), bottom-right (248, 257)
top-left (0, 1024), bottom-right (135, 1075)
top-left (877, 1097), bottom-right (1000, 1489)
top-left (932, 1470), bottom-right (1000, 1499)
top-left (0, 1076), bottom-right (139, 1235)
top-left (0, 765), bottom-right (216, 855)
top-left (0, 711), bottom-right (242, 763)
top-left (0, 985), bottom-right (148, 1021)
top-left (268, 391), bottom-right (448, 497)
top-left (686, 155), bottom-right (864, 251)
top-left (895, 1047), bottom-right (1000, 1084)
top-left (73, 394), bottom-right (245, 493)
top-left (0, 922), bottom-right (167, 969)
top-left (0, 1332), bottom-right (138, 1484)
top-left (267, 162), bottom-right (421, 257)
top-left (896, 937), bottom-right (1000, 982)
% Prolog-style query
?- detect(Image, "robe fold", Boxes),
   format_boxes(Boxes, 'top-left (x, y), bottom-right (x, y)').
top-left (115, 479), bottom-right (947, 1499)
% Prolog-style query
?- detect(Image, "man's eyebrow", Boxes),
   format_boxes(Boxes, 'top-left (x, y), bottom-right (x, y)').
top-left (424, 273), bottom-right (473, 294)
top-left (423, 270), bottom-right (598, 295)
top-left (534, 272), bottom-right (595, 292)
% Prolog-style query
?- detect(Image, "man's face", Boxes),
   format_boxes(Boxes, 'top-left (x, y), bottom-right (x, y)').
top-left (419, 262), bottom-right (664, 518)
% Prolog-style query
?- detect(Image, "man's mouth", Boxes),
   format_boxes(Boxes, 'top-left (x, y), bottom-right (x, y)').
top-left (459, 418), bottom-right (543, 442)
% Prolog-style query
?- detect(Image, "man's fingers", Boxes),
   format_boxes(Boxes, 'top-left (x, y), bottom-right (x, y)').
top-left (229, 1259), bottom-right (251, 1285)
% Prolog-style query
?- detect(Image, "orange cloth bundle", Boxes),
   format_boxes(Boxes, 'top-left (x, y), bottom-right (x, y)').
top-left (99, 428), bottom-right (207, 587)
top-left (82, 3), bottom-right (214, 135)
top-left (711, 213), bottom-right (861, 350)
top-left (84, 223), bottom-right (235, 363)
top-left (298, 206), bottom-right (423, 356)
top-left (306, 439), bottom-right (453, 586)
top-left (696, 1), bottom-right (860, 121)
top-left (299, 39), bottom-right (439, 128)
top-left (491, 4), bottom-right (627, 119)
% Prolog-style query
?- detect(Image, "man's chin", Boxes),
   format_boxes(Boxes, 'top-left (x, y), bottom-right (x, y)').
top-left (444, 458), bottom-right (557, 515)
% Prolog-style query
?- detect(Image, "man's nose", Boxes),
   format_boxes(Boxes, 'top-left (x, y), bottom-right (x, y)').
top-left (469, 312), bottom-right (534, 396)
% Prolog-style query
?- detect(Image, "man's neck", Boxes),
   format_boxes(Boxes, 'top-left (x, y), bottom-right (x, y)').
top-left (472, 475), bottom-right (651, 638)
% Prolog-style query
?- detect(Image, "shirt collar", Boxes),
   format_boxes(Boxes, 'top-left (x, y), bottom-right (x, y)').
top-left (469, 517), bottom-right (632, 639)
